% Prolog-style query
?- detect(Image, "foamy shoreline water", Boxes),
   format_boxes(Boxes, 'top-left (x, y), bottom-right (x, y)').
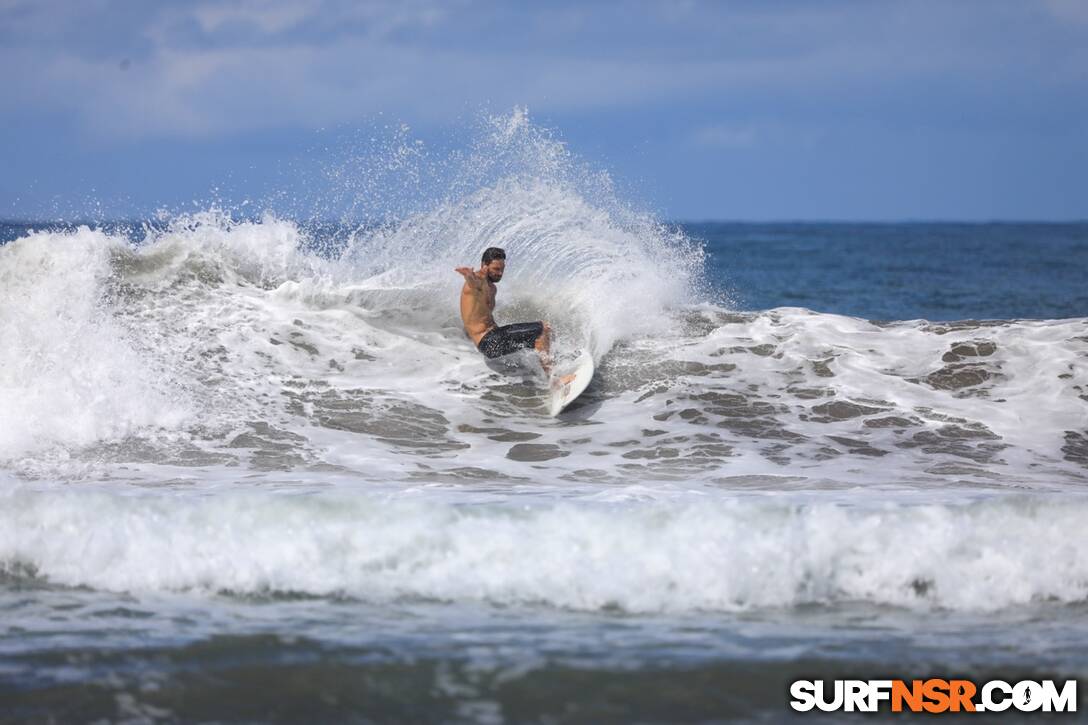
top-left (4, 485), bottom-right (1088, 612)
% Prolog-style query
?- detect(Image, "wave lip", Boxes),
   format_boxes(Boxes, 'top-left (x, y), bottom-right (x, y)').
top-left (2, 488), bottom-right (1086, 613)
top-left (0, 228), bottom-right (190, 460)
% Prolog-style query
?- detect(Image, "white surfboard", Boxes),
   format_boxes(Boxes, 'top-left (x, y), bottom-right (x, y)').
top-left (548, 351), bottom-right (595, 416)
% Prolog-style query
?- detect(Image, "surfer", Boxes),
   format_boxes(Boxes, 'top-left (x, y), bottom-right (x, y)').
top-left (456, 247), bottom-right (561, 377)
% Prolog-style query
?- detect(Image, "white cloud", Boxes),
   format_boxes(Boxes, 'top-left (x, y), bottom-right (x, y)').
top-left (1, 0), bottom-right (1085, 141)
top-left (191, 0), bottom-right (322, 34)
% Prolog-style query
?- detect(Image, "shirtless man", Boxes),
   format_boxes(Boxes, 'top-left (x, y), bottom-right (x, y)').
top-left (456, 246), bottom-right (557, 375)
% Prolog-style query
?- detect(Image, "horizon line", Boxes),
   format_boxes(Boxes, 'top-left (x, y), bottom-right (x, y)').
top-left (2, 216), bottom-right (1087, 227)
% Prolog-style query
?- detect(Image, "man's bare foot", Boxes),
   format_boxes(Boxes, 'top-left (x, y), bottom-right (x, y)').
top-left (553, 373), bottom-right (577, 387)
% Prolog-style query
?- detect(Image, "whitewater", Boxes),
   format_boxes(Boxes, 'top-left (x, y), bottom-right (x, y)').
top-left (2, 112), bottom-right (1086, 721)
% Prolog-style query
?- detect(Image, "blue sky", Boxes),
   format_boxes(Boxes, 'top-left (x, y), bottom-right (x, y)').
top-left (2, 0), bottom-right (1086, 221)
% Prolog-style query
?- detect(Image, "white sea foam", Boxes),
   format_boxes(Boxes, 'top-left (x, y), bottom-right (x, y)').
top-left (0, 118), bottom-right (704, 464)
top-left (0, 228), bottom-right (190, 459)
top-left (663, 307), bottom-right (1088, 466)
top-left (1, 112), bottom-right (1086, 639)
top-left (1, 210), bottom-right (1085, 489)
top-left (0, 110), bottom-right (1084, 491)
top-left (2, 486), bottom-right (1086, 613)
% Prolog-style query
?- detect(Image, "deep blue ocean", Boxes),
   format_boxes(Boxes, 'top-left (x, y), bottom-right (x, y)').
top-left (690, 222), bottom-right (1088, 321)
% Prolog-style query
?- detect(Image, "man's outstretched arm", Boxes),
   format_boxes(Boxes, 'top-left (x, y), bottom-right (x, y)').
top-left (454, 267), bottom-right (485, 289)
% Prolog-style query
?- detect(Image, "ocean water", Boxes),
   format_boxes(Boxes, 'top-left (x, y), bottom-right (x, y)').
top-left (2, 115), bottom-right (1087, 722)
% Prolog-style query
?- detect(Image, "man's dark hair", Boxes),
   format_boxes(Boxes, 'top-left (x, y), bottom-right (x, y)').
top-left (482, 247), bottom-right (506, 265)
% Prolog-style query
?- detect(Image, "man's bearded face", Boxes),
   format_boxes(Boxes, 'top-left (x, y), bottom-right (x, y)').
top-left (485, 260), bottom-right (505, 283)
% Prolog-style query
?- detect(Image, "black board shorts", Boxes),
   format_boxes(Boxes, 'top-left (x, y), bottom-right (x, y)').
top-left (477, 322), bottom-right (545, 359)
